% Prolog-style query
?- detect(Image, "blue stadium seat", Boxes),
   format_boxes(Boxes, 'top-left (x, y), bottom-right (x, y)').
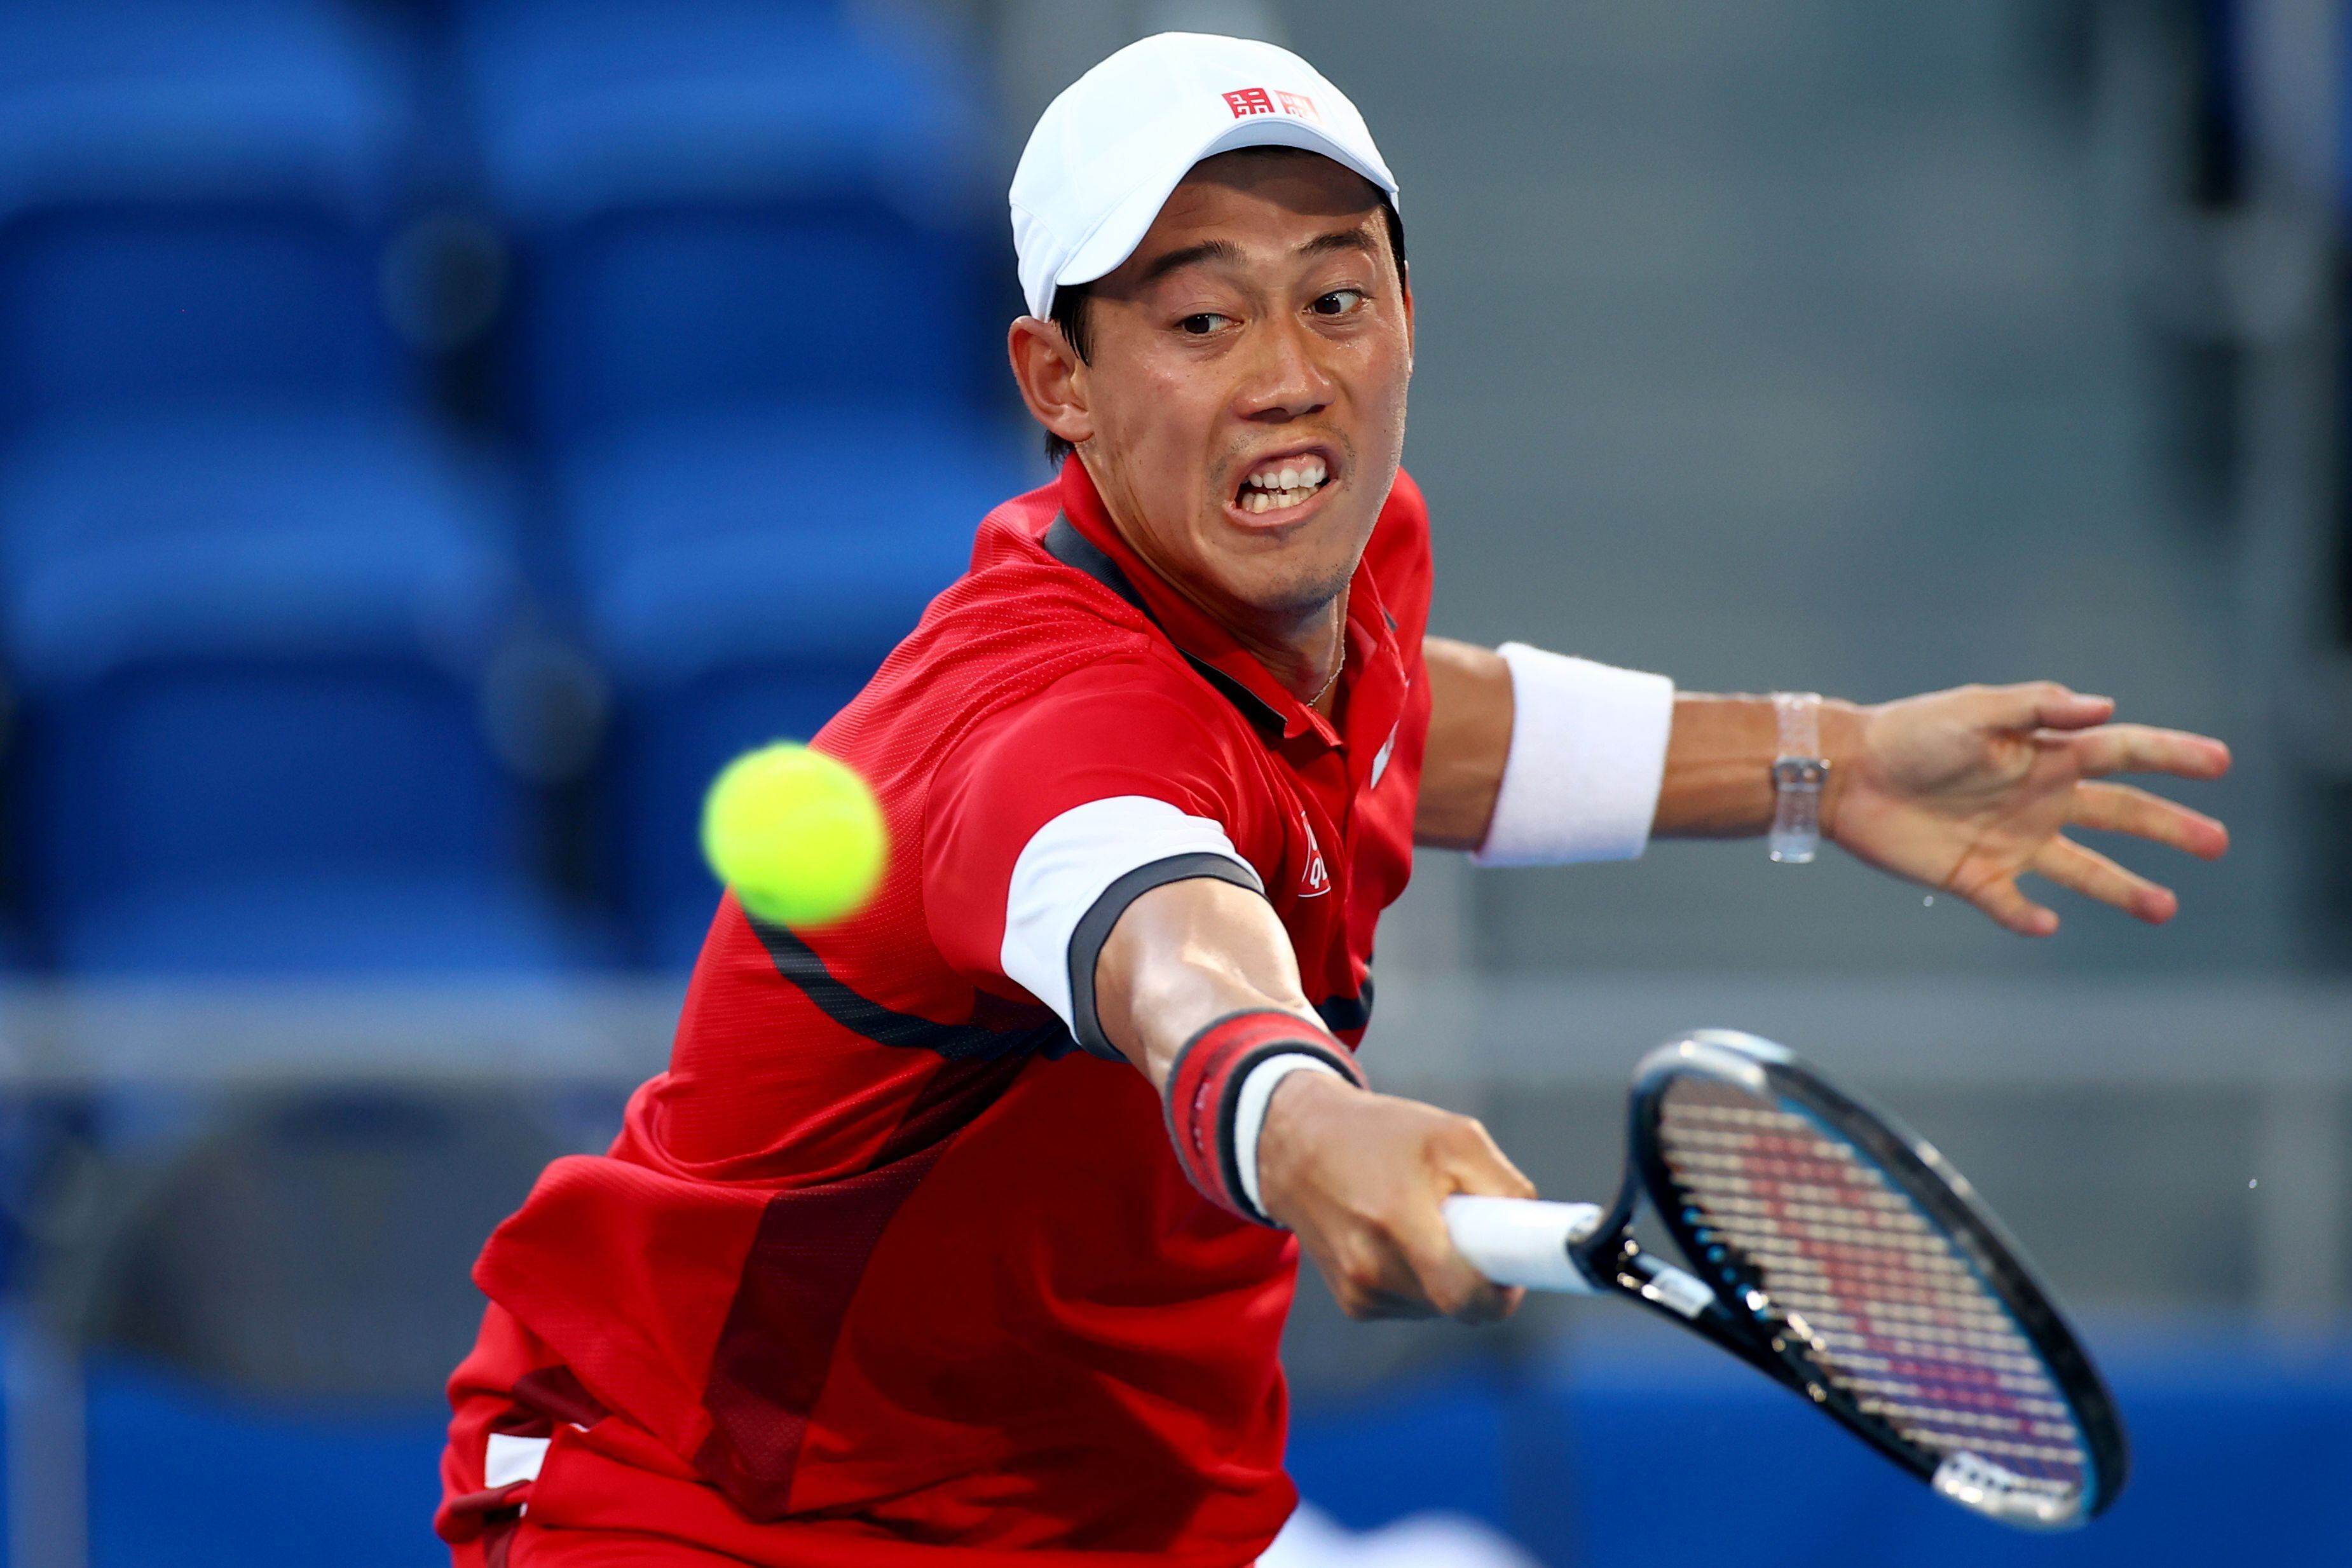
top-left (0, 207), bottom-right (403, 428)
top-left (0, 412), bottom-right (605, 972)
top-left (0, 0), bottom-right (420, 425)
top-left (460, 0), bottom-right (969, 234)
top-left (460, 0), bottom-right (1019, 962)
top-left (562, 411), bottom-right (1030, 964)
top-left (460, 0), bottom-right (992, 442)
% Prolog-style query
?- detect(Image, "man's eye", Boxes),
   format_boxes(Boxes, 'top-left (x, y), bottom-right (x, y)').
top-left (1313, 289), bottom-right (1366, 316)
top-left (1179, 313), bottom-right (1227, 335)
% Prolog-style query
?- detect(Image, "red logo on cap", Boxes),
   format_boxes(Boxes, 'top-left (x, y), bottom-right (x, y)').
top-left (1223, 87), bottom-right (1320, 122)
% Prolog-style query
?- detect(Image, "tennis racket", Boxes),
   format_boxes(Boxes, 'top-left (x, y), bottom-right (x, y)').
top-left (1441, 1029), bottom-right (2128, 1530)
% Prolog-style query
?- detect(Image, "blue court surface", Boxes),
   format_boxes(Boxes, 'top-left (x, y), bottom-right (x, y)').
top-left (12, 1317), bottom-right (2340, 1566)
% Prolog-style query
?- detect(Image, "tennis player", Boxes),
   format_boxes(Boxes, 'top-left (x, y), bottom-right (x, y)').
top-left (438, 33), bottom-right (2231, 1567)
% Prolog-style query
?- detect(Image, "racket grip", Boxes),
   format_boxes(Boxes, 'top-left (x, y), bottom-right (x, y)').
top-left (1441, 1196), bottom-right (1604, 1294)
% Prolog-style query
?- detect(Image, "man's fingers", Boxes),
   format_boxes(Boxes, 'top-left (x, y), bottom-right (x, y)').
top-left (1961, 872), bottom-right (2060, 936)
top-left (1411, 1237), bottom-right (1521, 1324)
top-left (2031, 835), bottom-right (2178, 925)
top-left (1410, 1210), bottom-right (1522, 1323)
top-left (1340, 1278), bottom-right (1440, 1320)
top-left (2069, 724), bottom-right (2232, 782)
top-left (1353, 1199), bottom-right (1515, 1323)
top-left (1417, 1118), bottom-right (1535, 1323)
top-left (1983, 681), bottom-right (2114, 732)
top-left (1451, 1124), bottom-right (1539, 1206)
top-left (2069, 781), bottom-right (2229, 859)
top-left (1306, 1100), bottom-right (1535, 1323)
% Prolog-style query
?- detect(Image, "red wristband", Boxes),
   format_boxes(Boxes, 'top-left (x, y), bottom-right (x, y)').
top-left (1162, 1010), bottom-right (1366, 1225)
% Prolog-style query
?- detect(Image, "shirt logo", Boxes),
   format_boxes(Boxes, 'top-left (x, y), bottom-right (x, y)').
top-left (1223, 87), bottom-right (1320, 123)
top-left (1370, 723), bottom-right (1398, 789)
top-left (1297, 813), bottom-right (1331, 897)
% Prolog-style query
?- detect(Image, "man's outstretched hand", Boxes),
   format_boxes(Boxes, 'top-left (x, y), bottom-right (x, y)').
top-left (1827, 682), bottom-right (2231, 936)
top-left (1255, 1068), bottom-right (1533, 1323)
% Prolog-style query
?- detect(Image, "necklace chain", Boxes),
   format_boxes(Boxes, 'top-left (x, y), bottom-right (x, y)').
top-left (1308, 619), bottom-right (1346, 709)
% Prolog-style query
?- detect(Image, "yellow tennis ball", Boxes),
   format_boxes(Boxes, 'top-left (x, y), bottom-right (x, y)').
top-left (701, 742), bottom-right (887, 929)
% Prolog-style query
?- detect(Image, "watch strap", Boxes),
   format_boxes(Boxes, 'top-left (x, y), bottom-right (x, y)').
top-left (1770, 692), bottom-right (1826, 864)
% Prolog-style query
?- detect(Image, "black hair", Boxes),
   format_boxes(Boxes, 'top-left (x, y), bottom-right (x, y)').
top-left (1038, 193), bottom-right (1407, 468)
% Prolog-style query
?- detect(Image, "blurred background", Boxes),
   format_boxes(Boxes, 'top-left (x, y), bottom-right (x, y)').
top-left (0, 0), bottom-right (2341, 1564)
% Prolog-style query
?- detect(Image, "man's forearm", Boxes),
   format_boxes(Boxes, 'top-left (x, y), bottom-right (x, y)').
top-left (1416, 637), bottom-right (1513, 850)
top-left (1093, 877), bottom-right (1320, 1088)
top-left (1418, 636), bottom-right (1863, 849)
top-left (1654, 693), bottom-right (1863, 838)
top-left (1091, 873), bottom-right (1529, 1321)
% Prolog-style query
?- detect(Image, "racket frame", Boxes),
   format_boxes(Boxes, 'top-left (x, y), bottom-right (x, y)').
top-left (1564, 1030), bottom-right (2130, 1528)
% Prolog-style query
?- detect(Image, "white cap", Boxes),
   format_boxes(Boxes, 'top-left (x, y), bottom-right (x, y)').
top-left (1009, 32), bottom-right (1399, 320)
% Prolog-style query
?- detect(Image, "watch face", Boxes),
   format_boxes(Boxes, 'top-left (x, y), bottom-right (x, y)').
top-left (1772, 758), bottom-right (1829, 787)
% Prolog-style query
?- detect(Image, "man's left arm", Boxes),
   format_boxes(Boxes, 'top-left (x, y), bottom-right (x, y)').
top-left (1417, 636), bottom-right (2233, 934)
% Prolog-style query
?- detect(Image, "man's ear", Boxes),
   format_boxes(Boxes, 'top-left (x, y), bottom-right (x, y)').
top-left (1008, 316), bottom-right (1094, 451)
top-left (1398, 259), bottom-right (1414, 371)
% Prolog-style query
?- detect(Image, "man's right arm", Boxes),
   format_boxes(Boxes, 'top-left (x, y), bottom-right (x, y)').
top-left (1091, 876), bottom-right (1533, 1322)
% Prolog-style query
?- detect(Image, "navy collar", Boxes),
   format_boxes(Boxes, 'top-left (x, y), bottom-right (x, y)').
top-left (1041, 512), bottom-right (1287, 738)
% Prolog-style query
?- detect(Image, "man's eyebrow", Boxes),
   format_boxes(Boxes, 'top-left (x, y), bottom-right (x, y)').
top-left (1132, 223), bottom-right (1379, 287)
top-left (1297, 223), bottom-right (1381, 259)
top-left (1136, 237), bottom-right (1245, 286)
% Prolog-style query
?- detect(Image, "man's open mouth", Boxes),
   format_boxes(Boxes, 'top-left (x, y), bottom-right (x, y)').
top-left (1235, 453), bottom-right (1331, 515)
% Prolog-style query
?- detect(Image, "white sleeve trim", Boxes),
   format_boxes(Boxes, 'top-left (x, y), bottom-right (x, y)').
top-left (1472, 643), bottom-right (1675, 867)
top-left (1235, 1053), bottom-right (1343, 1220)
top-left (1001, 795), bottom-right (1261, 1035)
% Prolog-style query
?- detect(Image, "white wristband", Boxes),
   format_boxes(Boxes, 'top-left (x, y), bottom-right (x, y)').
top-left (1234, 1053), bottom-right (1343, 1222)
top-left (1472, 644), bottom-right (1675, 866)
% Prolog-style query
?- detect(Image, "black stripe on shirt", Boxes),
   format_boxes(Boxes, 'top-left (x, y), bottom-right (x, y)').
top-left (1065, 853), bottom-right (1266, 1061)
top-left (749, 917), bottom-right (1077, 1061)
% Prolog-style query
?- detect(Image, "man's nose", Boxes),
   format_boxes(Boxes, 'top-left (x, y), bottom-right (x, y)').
top-left (1235, 315), bottom-right (1336, 422)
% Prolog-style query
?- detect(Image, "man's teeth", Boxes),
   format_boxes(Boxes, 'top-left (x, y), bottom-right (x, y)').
top-left (1240, 456), bottom-right (1330, 514)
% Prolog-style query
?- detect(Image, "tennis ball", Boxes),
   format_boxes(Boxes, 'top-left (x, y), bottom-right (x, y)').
top-left (701, 742), bottom-right (887, 929)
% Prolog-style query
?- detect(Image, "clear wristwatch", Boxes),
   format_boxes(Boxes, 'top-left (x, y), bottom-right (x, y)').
top-left (1769, 692), bottom-right (1826, 864)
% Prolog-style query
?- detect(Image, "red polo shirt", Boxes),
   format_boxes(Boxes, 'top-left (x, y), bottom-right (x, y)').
top-left (439, 458), bottom-right (1433, 1565)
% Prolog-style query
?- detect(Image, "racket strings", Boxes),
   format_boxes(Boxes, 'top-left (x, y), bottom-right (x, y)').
top-left (1657, 1084), bottom-right (2089, 1495)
